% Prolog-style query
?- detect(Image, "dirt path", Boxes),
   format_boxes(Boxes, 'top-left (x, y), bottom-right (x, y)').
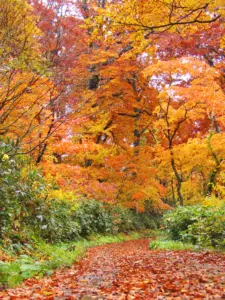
top-left (1, 239), bottom-right (225, 299)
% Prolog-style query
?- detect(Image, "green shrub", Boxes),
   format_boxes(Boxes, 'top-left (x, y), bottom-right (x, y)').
top-left (187, 209), bottom-right (225, 248)
top-left (163, 205), bottom-right (225, 249)
top-left (34, 201), bottom-right (81, 243)
top-left (109, 206), bottom-right (136, 233)
top-left (131, 211), bottom-right (160, 230)
top-left (163, 206), bottom-right (210, 240)
top-left (74, 200), bottom-right (113, 236)
top-left (0, 254), bottom-right (51, 288)
top-left (0, 139), bottom-right (56, 244)
top-left (0, 139), bottom-right (44, 242)
top-left (0, 139), bottom-right (21, 241)
top-left (75, 201), bottom-right (159, 237)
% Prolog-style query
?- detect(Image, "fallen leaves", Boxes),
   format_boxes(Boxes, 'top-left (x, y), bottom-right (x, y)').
top-left (1, 239), bottom-right (225, 299)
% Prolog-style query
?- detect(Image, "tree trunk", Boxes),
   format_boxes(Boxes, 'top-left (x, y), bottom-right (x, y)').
top-left (170, 154), bottom-right (184, 206)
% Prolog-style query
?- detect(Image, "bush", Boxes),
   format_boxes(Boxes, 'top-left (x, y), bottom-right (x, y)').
top-left (32, 199), bottom-right (160, 242)
top-left (0, 255), bottom-right (52, 288)
top-left (75, 201), bottom-right (159, 236)
top-left (163, 206), bottom-right (210, 240)
top-left (187, 210), bottom-right (225, 248)
top-left (33, 201), bottom-right (81, 243)
top-left (0, 139), bottom-right (21, 241)
top-left (132, 211), bottom-right (160, 230)
top-left (163, 205), bottom-right (225, 249)
top-left (109, 206), bottom-right (136, 233)
top-left (75, 200), bottom-right (113, 236)
top-left (0, 139), bottom-right (64, 245)
top-left (0, 139), bottom-right (46, 243)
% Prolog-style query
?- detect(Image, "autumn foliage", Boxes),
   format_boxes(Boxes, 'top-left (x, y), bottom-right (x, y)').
top-left (1, 0), bottom-right (225, 211)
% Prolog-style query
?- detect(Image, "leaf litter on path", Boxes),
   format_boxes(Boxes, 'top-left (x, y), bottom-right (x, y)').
top-left (1, 239), bottom-right (225, 299)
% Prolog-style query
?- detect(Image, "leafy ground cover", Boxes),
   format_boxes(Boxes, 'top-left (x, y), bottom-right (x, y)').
top-left (1, 238), bottom-right (225, 299)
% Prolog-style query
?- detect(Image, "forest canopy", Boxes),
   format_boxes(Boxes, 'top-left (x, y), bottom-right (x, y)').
top-left (1, 0), bottom-right (225, 211)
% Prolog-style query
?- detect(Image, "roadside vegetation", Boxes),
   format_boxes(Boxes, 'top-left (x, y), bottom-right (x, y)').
top-left (0, 230), bottom-right (154, 288)
top-left (0, 139), bottom-right (159, 288)
top-left (150, 205), bottom-right (225, 251)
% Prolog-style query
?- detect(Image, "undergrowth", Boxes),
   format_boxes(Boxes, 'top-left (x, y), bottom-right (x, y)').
top-left (163, 206), bottom-right (225, 249)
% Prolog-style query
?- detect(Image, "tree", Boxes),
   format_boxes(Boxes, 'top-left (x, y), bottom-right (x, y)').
top-left (87, 0), bottom-right (224, 58)
top-left (0, 0), bottom-right (45, 132)
top-left (0, 0), bottom-right (59, 159)
top-left (2, 0), bottom-right (225, 210)
top-left (143, 57), bottom-right (225, 205)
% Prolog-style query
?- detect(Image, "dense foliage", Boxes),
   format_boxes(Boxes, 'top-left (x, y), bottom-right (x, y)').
top-left (0, 0), bottom-right (225, 210)
top-left (0, 139), bottom-right (47, 243)
top-left (164, 206), bottom-right (225, 249)
top-left (0, 139), bottom-right (159, 247)
top-left (35, 200), bottom-right (159, 243)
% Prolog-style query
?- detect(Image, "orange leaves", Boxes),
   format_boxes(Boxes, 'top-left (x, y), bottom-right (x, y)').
top-left (132, 191), bottom-right (145, 201)
top-left (143, 57), bottom-right (217, 79)
top-left (87, 0), bottom-right (223, 59)
top-left (0, 73), bottom-right (54, 145)
top-left (144, 57), bottom-right (225, 144)
top-left (3, 239), bottom-right (225, 299)
top-left (4, 0), bottom-right (223, 208)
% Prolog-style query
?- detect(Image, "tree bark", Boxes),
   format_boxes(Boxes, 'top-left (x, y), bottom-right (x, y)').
top-left (170, 152), bottom-right (184, 206)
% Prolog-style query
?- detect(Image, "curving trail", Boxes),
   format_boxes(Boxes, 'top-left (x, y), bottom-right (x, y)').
top-left (1, 239), bottom-right (225, 299)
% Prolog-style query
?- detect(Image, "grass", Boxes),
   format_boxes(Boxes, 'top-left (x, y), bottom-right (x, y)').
top-left (0, 230), bottom-right (152, 288)
top-left (149, 230), bottom-right (201, 251)
top-left (149, 239), bottom-right (200, 250)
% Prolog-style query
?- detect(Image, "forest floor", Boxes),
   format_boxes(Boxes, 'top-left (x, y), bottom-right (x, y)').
top-left (1, 238), bottom-right (225, 299)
